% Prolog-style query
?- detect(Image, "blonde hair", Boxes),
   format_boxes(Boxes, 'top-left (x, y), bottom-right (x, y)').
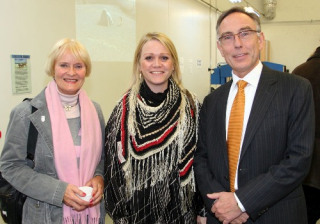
top-left (45, 38), bottom-right (91, 77)
top-left (131, 32), bottom-right (184, 92)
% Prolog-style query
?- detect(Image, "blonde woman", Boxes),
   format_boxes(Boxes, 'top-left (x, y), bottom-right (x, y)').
top-left (0, 38), bottom-right (105, 224)
top-left (104, 32), bottom-right (205, 223)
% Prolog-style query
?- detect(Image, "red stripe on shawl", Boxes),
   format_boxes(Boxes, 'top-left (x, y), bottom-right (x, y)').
top-left (179, 159), bottom-right (193, 177)
top-left (131, 122), bottom-right (178, 152)
top-left (120, 93), bottom-right (128, 157)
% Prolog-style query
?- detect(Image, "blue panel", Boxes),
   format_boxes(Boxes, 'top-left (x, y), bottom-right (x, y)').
top-left (211, 64), bottom-right (232, 84)
top-left (211, 69), bottom-right (221, 84)
top-left (210, 62), bottom-right (286, 85)
top-left (219, 64), bottom-right (232, 79)
top-left (262, 61), bottom-right (285, 72)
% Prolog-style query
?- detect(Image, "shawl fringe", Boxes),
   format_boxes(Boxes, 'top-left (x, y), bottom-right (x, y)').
top-left (105, 79), bottom-right (200, 223)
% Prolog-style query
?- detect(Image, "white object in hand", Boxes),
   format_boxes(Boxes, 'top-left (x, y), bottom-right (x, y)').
top-left (78, 186), bottom-right (93, 202)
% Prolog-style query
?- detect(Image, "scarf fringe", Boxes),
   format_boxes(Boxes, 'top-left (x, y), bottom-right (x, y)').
top-left (124, 142), bottom-right (180, 196)
top-left (124, 87), bottom-right (197, 204)
top-left (106, 80), bottom-right (199, 222)
top-left (180, 178), bottom-right (196, 213)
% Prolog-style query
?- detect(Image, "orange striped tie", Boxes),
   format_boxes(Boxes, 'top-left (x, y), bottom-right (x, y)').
top-left (227, 80), bottom-right (247, 192)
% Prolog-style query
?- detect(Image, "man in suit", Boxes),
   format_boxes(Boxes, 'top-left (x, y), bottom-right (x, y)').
top-left (194, 6), bottom-right (315, 224)
top-left (292, 47), bottom-right (320, 224)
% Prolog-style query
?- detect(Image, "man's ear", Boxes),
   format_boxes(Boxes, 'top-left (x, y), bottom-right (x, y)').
top-left (258, 32), bottom-right (265, 50)
top-left (217, 41), bottom-right (225, 57)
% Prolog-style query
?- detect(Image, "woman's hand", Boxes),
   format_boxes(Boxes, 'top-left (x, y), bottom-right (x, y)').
top-left (63, 184), bottom-right (90, 211)
top-left (85, 175), bottom-right (104, 207)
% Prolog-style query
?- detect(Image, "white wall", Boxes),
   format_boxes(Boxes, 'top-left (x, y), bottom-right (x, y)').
top-left (261, 0), bottom-right (320, 72)
top-left (0, 1), bottom-right (320, 223)
top-left (0, 0), bottom-right (76, 151)
top-left (0, 0), bottom-right (213, 155)
top-left (1, 0), bottom-right (320, 152)
top-left (212, 0), bottom-right (320, 72)
top-left (1, 0), bottom-right (320, 163)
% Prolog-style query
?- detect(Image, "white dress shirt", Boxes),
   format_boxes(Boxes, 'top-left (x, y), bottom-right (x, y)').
top-left (225, 61), bottom-right (263, 211)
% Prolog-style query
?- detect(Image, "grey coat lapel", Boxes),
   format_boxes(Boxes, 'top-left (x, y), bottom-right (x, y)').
top-left (28, 90), bottom-right (54, 154)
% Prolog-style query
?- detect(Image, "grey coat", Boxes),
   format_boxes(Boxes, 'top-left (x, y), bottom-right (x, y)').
top-left (0, 89), bottom-right (105, 224)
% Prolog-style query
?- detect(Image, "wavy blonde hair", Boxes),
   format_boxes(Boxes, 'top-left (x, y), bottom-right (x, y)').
top-left (131, 32), bottom-right (185, 93)
top-left (45, 38), bottom-right (92, 77)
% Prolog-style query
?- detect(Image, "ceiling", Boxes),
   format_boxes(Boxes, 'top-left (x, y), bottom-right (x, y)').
top-left (196, 0), bottom-right (275, 21)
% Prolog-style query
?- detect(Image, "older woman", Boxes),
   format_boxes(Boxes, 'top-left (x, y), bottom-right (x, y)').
top-left (0, 38), bottom-right (105, 224)
top-left (104, 32), bottom-right (205, 223)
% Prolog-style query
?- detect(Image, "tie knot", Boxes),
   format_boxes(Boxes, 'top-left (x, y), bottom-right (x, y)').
top-left (237, 80), bottom-right (248, 90)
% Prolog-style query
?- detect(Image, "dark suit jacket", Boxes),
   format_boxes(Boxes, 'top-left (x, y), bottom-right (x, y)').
top-left (194, 65), bottom-right (315, 223)
top-left (292, 47), bottom-right (320, 190)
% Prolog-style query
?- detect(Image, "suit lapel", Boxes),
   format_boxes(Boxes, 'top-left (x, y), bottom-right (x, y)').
top-left (240, 66), bottom-right (278, 159)
top-left (216, 81), bottom-right (232, 167)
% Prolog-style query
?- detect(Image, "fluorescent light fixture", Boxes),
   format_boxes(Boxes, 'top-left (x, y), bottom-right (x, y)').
top-left (244, 6), bottom-right (260, 17)
top-left (229, 0), bottom-right (242, 2)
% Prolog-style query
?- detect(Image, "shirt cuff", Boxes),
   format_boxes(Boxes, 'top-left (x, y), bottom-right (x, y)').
top-left (234, 193), bottom-right (246, 212)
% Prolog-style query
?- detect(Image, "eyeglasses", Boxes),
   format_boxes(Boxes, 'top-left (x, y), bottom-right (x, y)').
top-left (218, 30), bottom-right (260, 45)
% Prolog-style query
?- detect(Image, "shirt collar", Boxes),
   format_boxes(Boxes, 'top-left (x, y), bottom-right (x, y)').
top-left (231, 61), bottom-right (262, 88)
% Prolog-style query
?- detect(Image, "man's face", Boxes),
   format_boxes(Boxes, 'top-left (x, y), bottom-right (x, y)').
top-left (217, 12), bottom-right (265, 78)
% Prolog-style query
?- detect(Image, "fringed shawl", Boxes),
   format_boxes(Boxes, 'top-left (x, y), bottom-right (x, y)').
top-left (104, 79), bottom-right (200, 224)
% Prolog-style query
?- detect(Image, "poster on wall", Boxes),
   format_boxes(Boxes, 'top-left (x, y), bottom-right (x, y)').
top-left (11, 54), bottom-right (31, 94)
top-left (75, 0), bottom-right (136, 62)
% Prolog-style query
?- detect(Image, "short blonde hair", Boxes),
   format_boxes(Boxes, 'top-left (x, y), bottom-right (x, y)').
top-left (131, 32), bottom-right (184, 91)
top-left (45, 38), bottom-right (91, 77)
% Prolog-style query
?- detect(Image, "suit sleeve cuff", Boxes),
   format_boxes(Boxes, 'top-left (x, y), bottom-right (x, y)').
top-left (234, 193), bottom-right (246, 212)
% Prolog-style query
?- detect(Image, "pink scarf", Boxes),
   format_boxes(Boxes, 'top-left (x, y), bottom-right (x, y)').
top-left (45, 80), bottom-right (102, 224)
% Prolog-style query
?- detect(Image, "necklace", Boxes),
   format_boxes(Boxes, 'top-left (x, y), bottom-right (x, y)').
top-left (64, 104), bottom-right (77, 111)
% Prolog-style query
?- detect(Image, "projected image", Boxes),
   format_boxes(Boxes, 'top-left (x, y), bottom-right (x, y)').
top-left (76, 0), bottom-right (136, 62)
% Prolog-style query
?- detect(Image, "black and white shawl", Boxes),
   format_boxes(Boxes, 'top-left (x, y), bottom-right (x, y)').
top-left (104, 79), bottom-right (200, 224)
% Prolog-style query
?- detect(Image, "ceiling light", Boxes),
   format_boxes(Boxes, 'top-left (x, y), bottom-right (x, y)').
top-left (244, 6), bottom-right (260, 17)
top-left (229, 0), bottom-right (242, 3)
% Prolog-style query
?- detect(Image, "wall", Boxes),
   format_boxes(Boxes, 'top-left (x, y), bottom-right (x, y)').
top-left (209, 0), bottom-right (320, 72)
top-left (0, 1), bottom-right (212, 223)
top-left (0, 0), bottom-right (320, 223)
top-left (0, 0), bottom-right (76, 152)
top-left (0, 0), bottom-right (213, 151)
top-left (1, 0), bottom-right (320, 162)
top-left (261, 0), bottom-right (320, 72)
